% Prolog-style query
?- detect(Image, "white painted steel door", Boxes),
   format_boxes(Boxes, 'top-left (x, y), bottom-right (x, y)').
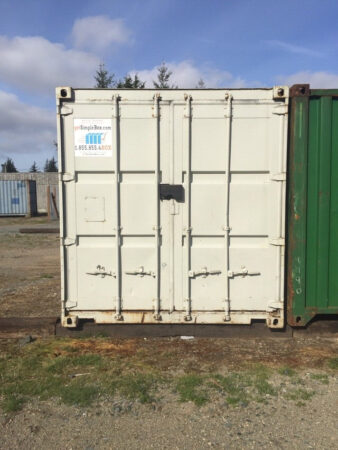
top-left (58, 88), bottom-right (287, 326)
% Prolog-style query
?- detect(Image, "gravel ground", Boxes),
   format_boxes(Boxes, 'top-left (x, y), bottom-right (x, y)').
top-left (0, 376), bottom-right (337, 450)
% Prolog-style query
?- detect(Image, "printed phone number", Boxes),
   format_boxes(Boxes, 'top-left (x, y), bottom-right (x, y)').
top-left (76, 145), bottom-right (112, 151)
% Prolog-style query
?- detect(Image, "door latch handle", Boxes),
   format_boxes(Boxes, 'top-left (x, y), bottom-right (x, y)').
top-left (189, 267), bottom-right (222, 278)
top-left (125, 266), bottom-right (156, 277)
top-left (86, 265), bottom-right (116, 278)
top-left (227, 267), bottom-right (260, 278)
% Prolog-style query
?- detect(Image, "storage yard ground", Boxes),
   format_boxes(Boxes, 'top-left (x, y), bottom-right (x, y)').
top-left (0, 217), bottom-right (337, 449)
top-left (0, 217), bottom-right (60, 318)
top-left (0, 337), bottom-right (337, 449)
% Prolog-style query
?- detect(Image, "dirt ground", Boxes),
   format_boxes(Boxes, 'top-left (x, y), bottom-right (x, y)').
top-left (0, 336), bottom-right (337, 450)
top-left (0, 217), bottom-right (60, 317)
top-left (0, 216), bottom-right (337, 449)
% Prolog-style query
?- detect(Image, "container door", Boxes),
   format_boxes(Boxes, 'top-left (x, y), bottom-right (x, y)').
top-left (63, 98), bottom-right (171, 313)
top-left (173, 93), bottom-right (287, 321)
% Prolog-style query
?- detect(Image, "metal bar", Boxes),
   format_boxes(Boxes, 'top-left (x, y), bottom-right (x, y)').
top-left (184, 94), bottom-right (192, 321)
top-left (275, 98), bottom-right (288, 306)
top-left (153, 93), bottom-right (161, 319)
top-left (316, 96), bottom-right (332, 306)
top-left (56, 97), bottom-right (66, 321)
top-left (169, 101), bottom-right (175, 313)
top-left (329, 98), bottom-right (338, 306)
top-left (113, 95), bottom-right (122, 320)
top-left (224, 93), bottom-right (232, 321)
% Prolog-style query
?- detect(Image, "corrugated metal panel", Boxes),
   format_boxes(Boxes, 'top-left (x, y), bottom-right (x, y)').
top-left (288, 85), bottom-right (338, 326)
top-left (57, 87), bottom-right (289, 328)
top-left (0, 173), bottom-right (58, 213)
top-left (0, 180), bottom-right (28, 215)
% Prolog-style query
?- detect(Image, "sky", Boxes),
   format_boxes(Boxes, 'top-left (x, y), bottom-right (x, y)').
top-left (1, 0), bottom-right (338, 171)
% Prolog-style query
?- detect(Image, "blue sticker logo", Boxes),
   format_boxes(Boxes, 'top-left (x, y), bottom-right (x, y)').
top-left (85, 133), bottom-right (103, 145)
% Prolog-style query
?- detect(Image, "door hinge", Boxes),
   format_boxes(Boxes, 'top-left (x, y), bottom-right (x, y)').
top-left (61, 172), bottom-right (75, 182)
top-left (267, 301), bottom-right (283, 311)
top-left (269, 238), bottom-right (285, 246)
top-left (65, 300), bottom-right (77, 309)
top-left (273, 104), bottom-right (288, 115)
top-left (63, 237), bottom-right (76, 246)
top-left (59, 105), bottom-right (73, 116)
top-left (271, 173), bottom-right (286, 182)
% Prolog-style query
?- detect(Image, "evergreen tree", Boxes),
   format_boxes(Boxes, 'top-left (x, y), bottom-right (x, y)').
top-left (153, 62), bottom-right (177, 89)
top-left (117, 74), bottom-right (145, 89)
top-left (94, 63), bottom-right (115, 88)
top-left (1, 157), bottom-right (18, 173)
top-left (29, 161), bottom-right (39, 172)
top-left (44, 157), bottom-right (58, 172)
top-left (196, 78), bottom-right (206, 88)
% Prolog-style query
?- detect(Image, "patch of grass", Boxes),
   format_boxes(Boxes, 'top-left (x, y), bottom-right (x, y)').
top-left (310, 373), bottom-right (329, 385)
top-left (60, 383), bottom-right (99, 407)
top-left (285, 388), bottom-right (315, 402)
top-left (278, 366), bottom-right (296, 377)
top-left (210, 366), bottom-right (276, 406)
top-left (118, 373), bottom-right (157, 404)
top-left (176, 374), bottom-right (209, 406)
top-left (1, 395), bottom-right (26, 413)
top-left (328, 357), bottom-right (338, 370)
top-left (45, 353), bottom-right (104, 374)
top-left (211, 373), bottom-right (251, 406)
top-left (40, 273), bottom-right (53, 279)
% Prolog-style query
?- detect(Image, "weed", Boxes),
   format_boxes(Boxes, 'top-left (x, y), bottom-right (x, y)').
top-left (310, 373), bottom-right (329, 385)
top-left (118, 373), bottom-right (156, 404)
top-left (328, 357), bottom-right (338, 370)
top-left (40, 274), bottom-right (53, 279)
top-left (176, 374), bottom-right (208, 406)
top-left (2, 395), bottom-right (26, 413)
top-left (285, 388), bottom-right (315, 402)
top-left (60, 383), bottom-right (99, 406)
top-left (211, 373), bottom-right (251, 405)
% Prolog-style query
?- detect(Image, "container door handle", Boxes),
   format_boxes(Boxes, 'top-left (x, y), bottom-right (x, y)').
top-left (188, 267), bottom-right (222, 278)
top-left (125, 266), bottom-right (156, 277)
top-left (86, 265), bottom-right (116, 278)
top-left (227, 267), bottom-right (260, 278)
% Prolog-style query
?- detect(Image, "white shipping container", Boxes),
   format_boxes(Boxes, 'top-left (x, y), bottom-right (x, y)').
top-left (56, 87), bottom-right (288, 328)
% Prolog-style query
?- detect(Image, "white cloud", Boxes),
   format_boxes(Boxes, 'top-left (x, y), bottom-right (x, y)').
top-left (265, 40), bottom-right (322, 58)
top-left (71, 16), bottom-right (132, 52)
top-left (131, 60), bottom-right (246, 88)
top-left (0, 35), bottom-right (100, 95)
top-left (0, 90), bottom-right (55, 160)
top-left (278, 71), bottom-right (338, 88)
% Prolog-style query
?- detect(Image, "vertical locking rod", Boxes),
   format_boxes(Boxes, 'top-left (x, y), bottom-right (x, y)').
top-left (275, 100), bottom-right (287, 306)
top-left (224, 93), bottom-right (233, 321)
top-left (184, 94), bottom-right (192, 321)
top-left (113, 95), bottom-right (122, 320)
top-left (153, 93), bottom-right (161, 319)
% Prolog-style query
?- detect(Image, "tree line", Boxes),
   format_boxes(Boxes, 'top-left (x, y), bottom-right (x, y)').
top-left (1, 157), bottom-right (57, 173)
top-left (2, 62), bottom-right (206, 173)
top-left (94, 61), bottom-right (206, 89)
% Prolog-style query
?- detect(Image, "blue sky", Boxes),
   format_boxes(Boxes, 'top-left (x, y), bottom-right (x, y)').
top-left (1, 0), bottom-right (338, 170)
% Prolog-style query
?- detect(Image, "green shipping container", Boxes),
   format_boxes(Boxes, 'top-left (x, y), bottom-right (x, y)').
top-left (288, 85), bottom-right (338, 326)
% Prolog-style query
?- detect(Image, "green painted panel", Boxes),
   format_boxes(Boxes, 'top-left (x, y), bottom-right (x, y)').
top-left (288, 88), bottom-right (338, 326)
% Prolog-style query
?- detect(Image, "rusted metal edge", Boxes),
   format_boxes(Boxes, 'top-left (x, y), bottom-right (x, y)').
top-left (289, 84), bottom-right (310, 97)
top-left (287, 89), bottom-right (310, 327)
